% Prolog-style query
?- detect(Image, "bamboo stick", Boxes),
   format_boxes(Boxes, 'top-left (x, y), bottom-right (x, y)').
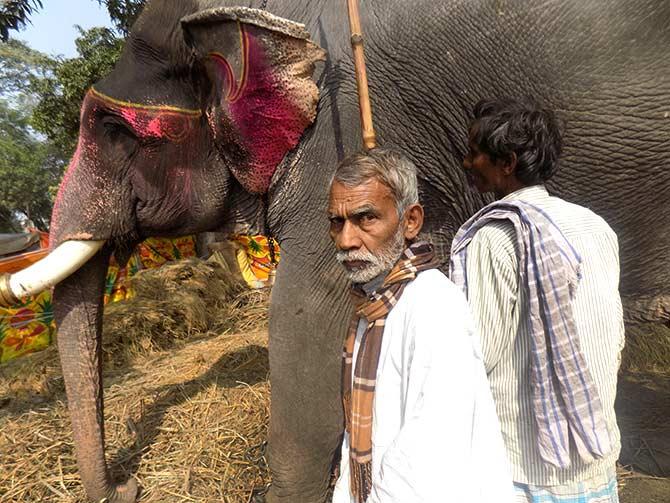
top-left (346, 0), bottom-right (376, 150)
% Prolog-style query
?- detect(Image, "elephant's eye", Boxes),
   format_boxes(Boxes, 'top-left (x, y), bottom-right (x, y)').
top-left (103, 118), bottom-right (135, 142)
top-left (101, 117), bottom-right (139, 158)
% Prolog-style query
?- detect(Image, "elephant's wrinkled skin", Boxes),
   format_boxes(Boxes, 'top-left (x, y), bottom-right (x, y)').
top-left (47, 0), bottom-right (670, 502)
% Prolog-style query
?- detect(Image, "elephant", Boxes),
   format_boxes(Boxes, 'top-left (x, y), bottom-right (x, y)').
top-left (2, 0), bottom-right (669, 502)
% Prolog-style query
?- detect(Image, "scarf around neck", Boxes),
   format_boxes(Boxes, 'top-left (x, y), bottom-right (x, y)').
top-left (343, 241), bottom-right (437, 503)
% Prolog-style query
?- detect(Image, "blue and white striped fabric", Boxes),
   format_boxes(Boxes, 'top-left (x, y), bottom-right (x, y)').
top-left (450, 200), bottom-right (612, 468)
top-left (514, 465), bottom-right (618, 502)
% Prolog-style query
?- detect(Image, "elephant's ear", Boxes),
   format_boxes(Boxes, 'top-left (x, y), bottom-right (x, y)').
top-left (182, 7), bottom-right (326, 194)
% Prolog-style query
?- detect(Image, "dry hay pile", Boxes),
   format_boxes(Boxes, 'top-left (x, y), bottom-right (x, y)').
top-left (0, 258), bottom-right (272, 502)
top-left (101, 257), bottom-right (268, 366)
top-left (616, 319), bottom-right (670, 500)
top-left (620, 322), bottom-right (670, 375)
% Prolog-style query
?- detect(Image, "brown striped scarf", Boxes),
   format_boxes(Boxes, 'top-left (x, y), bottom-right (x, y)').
top-left (342, 241), bottom-right (438, 503)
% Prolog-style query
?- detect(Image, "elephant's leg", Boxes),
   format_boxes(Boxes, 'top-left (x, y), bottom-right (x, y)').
top-left (265, 247), bottom-right (349, 503)
top-left (54, 250), bottom-right (138, 503)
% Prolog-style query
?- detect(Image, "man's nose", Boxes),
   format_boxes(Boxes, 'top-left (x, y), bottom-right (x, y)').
top-left (337, 221), bottom-right (362, 251)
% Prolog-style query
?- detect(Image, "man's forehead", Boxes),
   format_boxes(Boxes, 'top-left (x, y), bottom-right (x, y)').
top-left (328, 178), bottom-right (393, 212)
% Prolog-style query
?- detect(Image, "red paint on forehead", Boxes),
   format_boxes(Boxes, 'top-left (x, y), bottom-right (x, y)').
top-left (88, 89), bottom-right (201, 143)
top-left (50, 90), bottom-right (203, 245)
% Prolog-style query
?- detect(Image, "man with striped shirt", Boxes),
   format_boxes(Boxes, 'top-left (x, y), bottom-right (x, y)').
top-left (452, 97), bottom-right (625, 503)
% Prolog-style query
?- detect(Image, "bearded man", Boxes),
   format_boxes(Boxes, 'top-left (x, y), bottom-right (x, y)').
top-left (328, 147), bottom-right (514, 503)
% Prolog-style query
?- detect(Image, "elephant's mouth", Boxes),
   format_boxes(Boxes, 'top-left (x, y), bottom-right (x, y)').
top-left (0, 239), bottom-right (105, 307)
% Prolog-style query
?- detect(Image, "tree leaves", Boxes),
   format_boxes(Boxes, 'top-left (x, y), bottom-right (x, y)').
top-left (0, 37), bottom-right (59, 231)
top-left (0, 0), bottom-right (43, 42)
top-left (0, 100), bottom-right (64, 231)
top-left (0, 39), bottom-right (52, 98)
top-left (30, 26), bottom-right (124, 159)
top-left (97, 0), bottom-right (145, 36)
top-left (0, 1), bottom-right (144, 231)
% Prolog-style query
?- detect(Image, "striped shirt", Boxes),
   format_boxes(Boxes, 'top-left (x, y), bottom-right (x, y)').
top-left (463, 185), bottom-right (624, 486)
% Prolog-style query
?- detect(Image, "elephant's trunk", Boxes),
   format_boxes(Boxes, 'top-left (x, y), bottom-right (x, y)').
top-left (54, 248), bottom-right (138, 503)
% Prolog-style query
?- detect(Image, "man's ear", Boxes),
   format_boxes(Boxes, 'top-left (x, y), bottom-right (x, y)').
top-left (500, 152), bottom-right (518, 176)
top-left (403, 203), bottom-right (424, 241)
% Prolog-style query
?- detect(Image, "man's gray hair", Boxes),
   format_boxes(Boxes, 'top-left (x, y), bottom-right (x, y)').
top-left (331, 147), bottom-right (419, 216)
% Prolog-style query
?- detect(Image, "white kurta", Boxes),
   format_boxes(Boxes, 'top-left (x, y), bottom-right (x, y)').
top-left (332, 269), bottom-right (515, 503)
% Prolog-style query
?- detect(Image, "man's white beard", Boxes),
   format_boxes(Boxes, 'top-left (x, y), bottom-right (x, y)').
top-left (336, 224), bottom-right (407, 285)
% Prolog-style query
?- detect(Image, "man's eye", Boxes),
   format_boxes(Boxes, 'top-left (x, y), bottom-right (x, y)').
top-left (329, 217), bottom-right (344, 227)
top-left (360, 214), bottom-right (376, 223)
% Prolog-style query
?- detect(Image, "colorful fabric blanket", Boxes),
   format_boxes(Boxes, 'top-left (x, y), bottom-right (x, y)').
top-left (230, 234), bottom-right (279, 289)
top-left (0, 236), bottom-right (196, 363)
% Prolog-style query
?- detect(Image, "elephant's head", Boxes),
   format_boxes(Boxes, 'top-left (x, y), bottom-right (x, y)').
top-left (0, 3), bottom-right (324, 502)
top-left (53, 3), bottom-right (325, 248)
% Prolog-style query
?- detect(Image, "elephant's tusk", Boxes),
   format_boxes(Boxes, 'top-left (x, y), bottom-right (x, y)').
top-left (0, 240), bottom-right (105, 307)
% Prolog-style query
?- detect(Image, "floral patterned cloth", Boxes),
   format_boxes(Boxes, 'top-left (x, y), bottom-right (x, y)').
top-left (0, 290), bottom-right (55, 363)
top-left (231, 234), bottom-right (279, 289)
top-left (104, 236), bottom-right (196, 303)
top-left (0, 236), bottom-right (196, 363)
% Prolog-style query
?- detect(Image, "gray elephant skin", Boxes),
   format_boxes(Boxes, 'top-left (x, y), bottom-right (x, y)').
top-left (43, 0), bottom-right (670, 502)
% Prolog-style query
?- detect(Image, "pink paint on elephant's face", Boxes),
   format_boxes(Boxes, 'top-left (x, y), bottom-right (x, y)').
top-left (50, 90), bottom-right (203, 245)
top-left (50, 141), bottom-right (85, 246)
top-left (50, 24), bottom-right (323, 244)
top-left (117, 104), bottom-right (198, 143)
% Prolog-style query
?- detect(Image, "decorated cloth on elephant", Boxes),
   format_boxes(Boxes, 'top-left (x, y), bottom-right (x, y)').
top-left (333, 263), bottom-right (515, 503)
top-left (0, 236), bottom-right (196, 363)
top-left (229, 234), bottom-right (280, 289)
top-left (104, 236), bottom-right (196, 303)
top-left (0, 290), bottom-right (55, 363)
top-left (451, 185), bottom-right (623, 499)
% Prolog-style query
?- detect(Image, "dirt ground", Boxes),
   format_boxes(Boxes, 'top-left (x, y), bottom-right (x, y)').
top-left (1, 327), bottom-right (669, 501)
top-left (616, 369), bottom-right (670, 503)
top-left (0, 331), bottom-right (271, 502)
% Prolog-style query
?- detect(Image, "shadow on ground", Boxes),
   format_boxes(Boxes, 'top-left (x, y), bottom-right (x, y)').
top-left (108, 343), bottom-right (269, 480)
top-left (616, 369), bottom-right (670, 503)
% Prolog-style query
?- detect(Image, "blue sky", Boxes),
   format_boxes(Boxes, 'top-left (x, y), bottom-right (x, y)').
top-left (16, 0), bottom-right (114, 58)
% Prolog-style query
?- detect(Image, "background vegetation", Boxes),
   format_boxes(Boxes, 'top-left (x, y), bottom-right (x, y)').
top-left (0, 0), bottom-right (145, 232)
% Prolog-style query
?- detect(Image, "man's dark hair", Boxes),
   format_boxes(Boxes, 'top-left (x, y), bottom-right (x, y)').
top-left (471, 97), bottom-right (563, 185)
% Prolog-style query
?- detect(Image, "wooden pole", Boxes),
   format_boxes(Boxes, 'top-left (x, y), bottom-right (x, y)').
top-left (346, 0), bottom-right (376, 150)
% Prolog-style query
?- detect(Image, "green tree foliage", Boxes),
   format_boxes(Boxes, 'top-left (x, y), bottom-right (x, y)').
top-left (0, 100), bottom-right (64, 231)
top-left (1, 1), bottom-right (145, 41)
top-left (0, 38), bottom-right (60, 232)
top-left (0, 38), bottom-right (52, 98)
top-left (31, 26), bottom-right (124, 158)
top-left (0, 0), bottom-right (43, 42)
top-left (0, 1), bottom-right (146, 231)
top-left (98, 0), bottom-right (145, 35)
